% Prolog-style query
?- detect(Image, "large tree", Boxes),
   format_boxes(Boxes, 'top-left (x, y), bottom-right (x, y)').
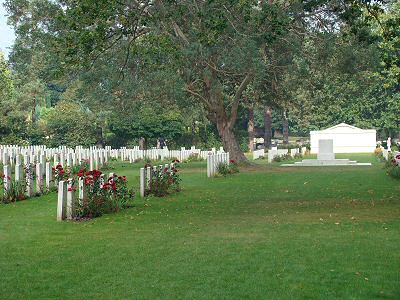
top-left (7, 0), bottom-right (295, 162)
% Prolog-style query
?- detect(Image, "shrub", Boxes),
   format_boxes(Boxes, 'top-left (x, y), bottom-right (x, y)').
top-left (74, 169), bottom-right (135, 219)
top-left (53, 164), bottom-right (69, 186)
top-left (387, 164), bottom-right (400, 179)
top-left (273, 153), bottom-right (292, 162)
top-left (374, 147), bottom-right (383, 155)
top-left (0, 175), bottom-right (26, 204)
top-left (146, 162), bottom-right (181, 197)
top-left (229, 160), bottom-right (239, 174)
top-left (277, 143), bottom-right (299, 150)
top-left (186, 153), bottom-right (204, 162)
top-left (216, 162), bottom-right (231, 176)
top-left (386, 153), bottom-right (400, 179)
top-left (294, 153), bottom-right (303, 159)
top-left (216, 160), bottom-right (239, 176)
top-left (70, 160), bottom-right (90, 175)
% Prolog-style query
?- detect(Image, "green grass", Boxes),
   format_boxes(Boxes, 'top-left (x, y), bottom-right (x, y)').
top-left (1, 154), bottom-right (399, 299)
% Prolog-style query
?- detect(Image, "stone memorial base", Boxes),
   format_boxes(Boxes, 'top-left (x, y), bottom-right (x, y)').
top-left (281, 138), bottom-right (371, 167)
top-left (281, 159), bottom-right (371, 167)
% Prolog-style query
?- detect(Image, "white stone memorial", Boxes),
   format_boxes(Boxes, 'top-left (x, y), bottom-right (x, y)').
top-left (311, 123), bottom-right (376, 154)
top-left (282, 139), bottom-right (371, 167)
top-left (317, 139), bottom-right (334, 160)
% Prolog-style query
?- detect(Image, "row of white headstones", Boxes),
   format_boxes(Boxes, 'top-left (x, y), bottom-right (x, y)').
top-left (58, 153), bottom-right (224, 221)
top-left (0, 144), bottom-right (227, 206)
top-left (139, 151), bottom-right (230, 196)
top-left (207, 152), bottom-right (230, 177)
top-left (0, 145), bottom-right (224, 169)
top-left (56, 172), bottom-right (117, 221)
top-left (139, 163), bottom-right (178, 197)
top-left (253, 147), bottom-right (308, 161)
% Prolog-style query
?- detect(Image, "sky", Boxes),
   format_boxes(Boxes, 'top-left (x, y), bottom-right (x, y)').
top-left (0, 0), bottom-right (15, 59)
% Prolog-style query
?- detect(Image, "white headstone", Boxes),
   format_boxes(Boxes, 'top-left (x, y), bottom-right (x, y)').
top-left (66, 179), bottom-right (76, 220)
top-left (57, 181), bottom-right (67, 221)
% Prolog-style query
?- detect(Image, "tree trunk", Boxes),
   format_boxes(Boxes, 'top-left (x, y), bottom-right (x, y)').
top-left (32, 95), bottom-right (37, 123)
top-left (247, 107), bottom-right (255, 152)
top-left (283, 110), bottom-right (289, 144)
top-left (96, 126), bottom-right (104, 148)
top-left (264, 106), bottom-right (272, 149)
top-left (217, 123), bottom-right (247, 163)
top-left (139, 137), bottom-right (145, 150)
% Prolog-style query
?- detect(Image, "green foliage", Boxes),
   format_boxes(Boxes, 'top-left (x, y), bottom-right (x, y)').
top-left (0, 52), bottom-right (13, 102)
top-left (0, 178), bottom-right (26, 204)
top-left (387, 164), bottom-right (400, 179)
top-left (216, 161), bottom-right (239, 177)
top-left (109, 103), bottom-right (185, 147)
top-left (272, 153), bottom-right (292, 162)
top-left (44, 101), bottom-right (97, 147)
top-left (186, 154), bottom-right (204, 163)
top-left (2, 0), bottom-right (399, 150)
top-left (383, 152), bottom-right (400, 179)
top-left (216, 162), bottom-right (231, 177)
top-left (74, 170), bottom-right (134, 219)
top-left (146, 164), bottom-right (181, 197)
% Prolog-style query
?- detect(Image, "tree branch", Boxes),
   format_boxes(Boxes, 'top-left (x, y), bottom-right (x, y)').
top-left (184, 87), bottom-right (212, 109)
top-left (228, 72), bottom-right (253, 129)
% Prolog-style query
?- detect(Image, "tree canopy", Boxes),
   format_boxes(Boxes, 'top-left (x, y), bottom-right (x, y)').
top-left (1, 0), bottom-right (399, 157)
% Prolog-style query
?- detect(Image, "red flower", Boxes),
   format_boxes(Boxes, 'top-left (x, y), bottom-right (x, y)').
top-left (122, 176), bottom-right (126, 182)
top-left (230, 159), bottom-right (236, 164)
top-left (67, 187), bottom-right (76, 192)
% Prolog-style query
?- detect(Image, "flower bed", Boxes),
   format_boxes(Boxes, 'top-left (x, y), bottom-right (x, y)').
top-left (216, 159), bottom-right (239, 177)
top-left (386, 153), bottom-right (400, 179)
top-left (57, 168), bottom-right (135, 221)
top-left (140, 160), bottom-right (181, 197)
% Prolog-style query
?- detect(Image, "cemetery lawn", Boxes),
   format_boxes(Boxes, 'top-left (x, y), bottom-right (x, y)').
top-left (1, 154), bottom-right (399, 299)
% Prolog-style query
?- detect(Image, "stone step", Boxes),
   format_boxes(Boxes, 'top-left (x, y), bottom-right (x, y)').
top-left (281, 159), bottom-right (371, 167)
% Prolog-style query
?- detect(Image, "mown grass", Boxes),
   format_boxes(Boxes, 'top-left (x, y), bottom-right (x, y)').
top-left (0, 154), bottom-right (399, 299)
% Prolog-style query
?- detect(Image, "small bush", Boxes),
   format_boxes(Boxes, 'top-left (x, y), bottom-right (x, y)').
top-left (387, 165), bottom-right (400, 179)
top-left (186, 153), bottom-right (204, 162)
top-left (374, 147), bottom-right (382, 155)
top-left (273, 153), bottom-right (292, 162)
top-left (0, 176), bottom-right (26, 204)
top-left (216, 162), bottom-right (231, 176)
top-left (386, 153), bottom-right (400, 179)
top-left (74, 169), bottom-right (135, 219)
top-left (272, 155), bottom-right (282, 162)
top-left (146, 161), bottom-right (181, 197)
top-left (294, 153), bottom-right (303, 159)
top-left (277, 143), bottom-right (299, 150)
top-left (229, 160), bottom-right (239, 174)
top-left (216, 160), bottom-right (239, 177)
